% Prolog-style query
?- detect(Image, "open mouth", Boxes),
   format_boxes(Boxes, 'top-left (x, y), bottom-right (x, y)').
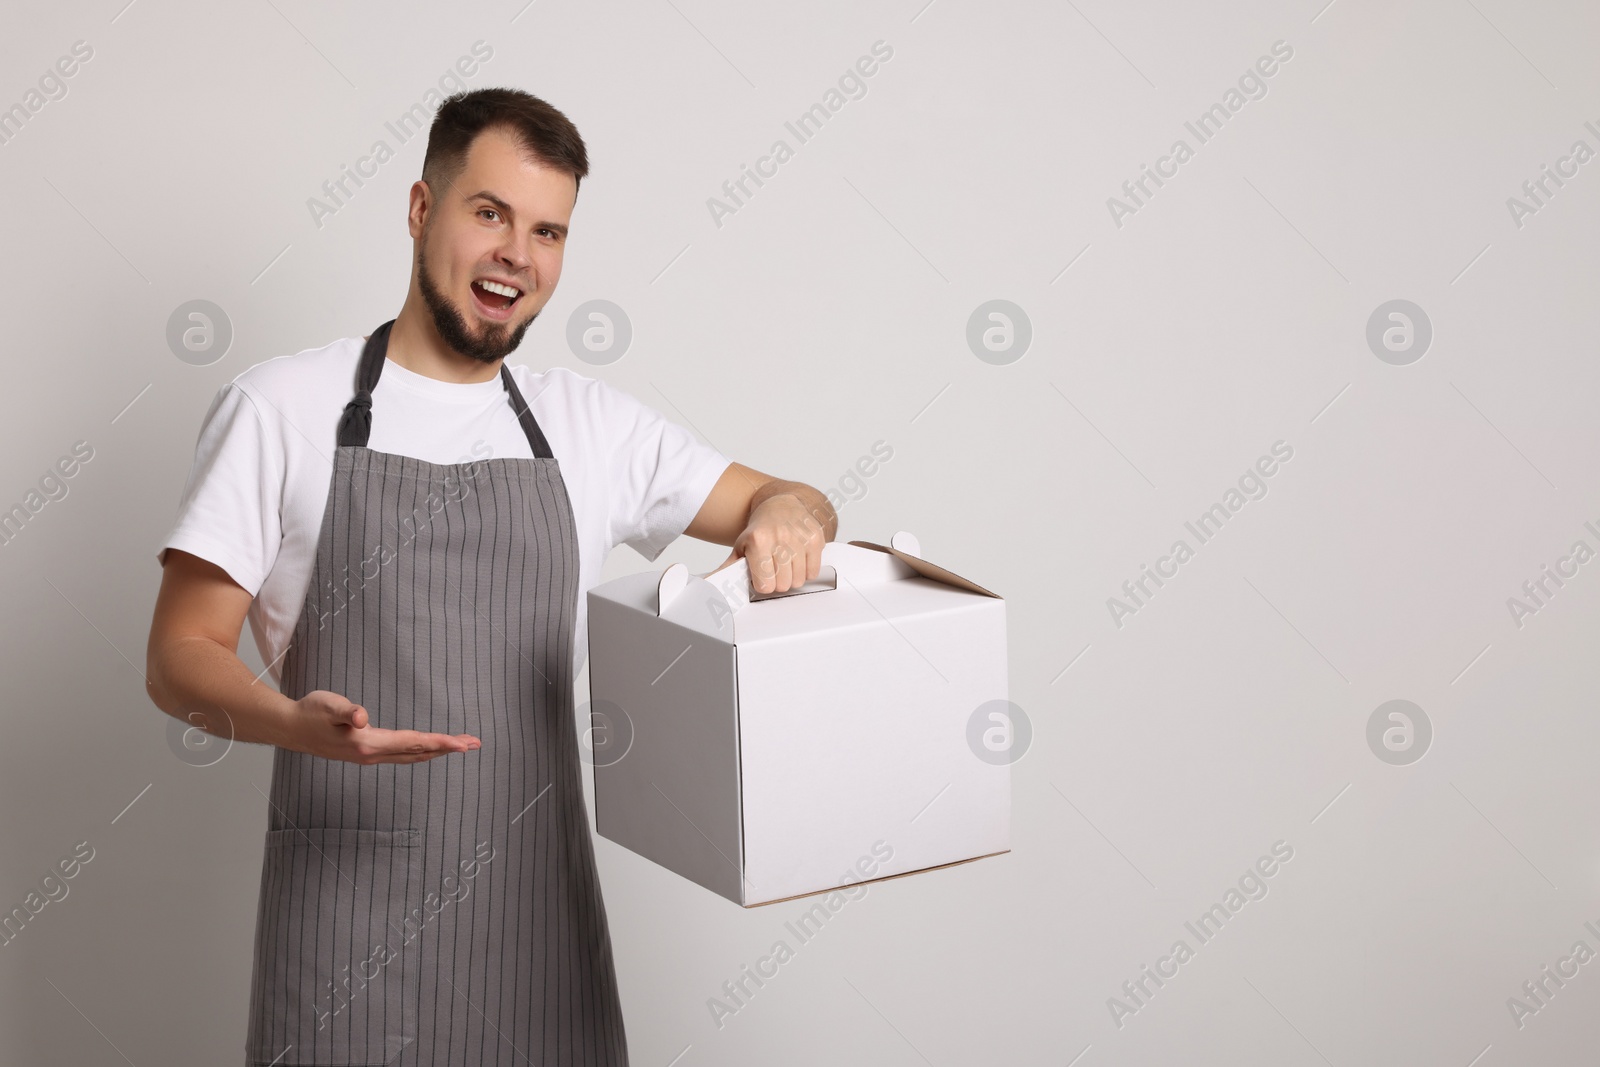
top-left (470, 278), bottom-right (523, 319)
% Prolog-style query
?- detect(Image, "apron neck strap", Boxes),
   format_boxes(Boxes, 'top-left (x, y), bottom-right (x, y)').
top-left (335, 320), bottom-right (391, 448)
top-left (500, 362), bottom-right (555, 460)
top-left (337, 319), bottom-right (555, 460)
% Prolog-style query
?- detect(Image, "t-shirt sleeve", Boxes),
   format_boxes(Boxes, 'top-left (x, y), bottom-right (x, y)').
top-left (599, 379), bottom-right (732, 562)
top-left (155, 382), bottom-right (282, 596)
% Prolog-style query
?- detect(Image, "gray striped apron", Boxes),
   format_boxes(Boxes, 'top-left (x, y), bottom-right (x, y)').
top-left (245, 319), bottom-right (628, 1065)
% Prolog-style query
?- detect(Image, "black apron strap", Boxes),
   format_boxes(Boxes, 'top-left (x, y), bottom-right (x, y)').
top-left (334, 320), bottom-right (390, 448)
top-left (337, 318), bottom-right (554, 459)
top-left (499, 364), bottom-right (554, 460)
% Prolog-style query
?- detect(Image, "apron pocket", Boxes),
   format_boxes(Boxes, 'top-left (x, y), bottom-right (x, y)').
top-left (247, 827), bottom-right (422, 1066)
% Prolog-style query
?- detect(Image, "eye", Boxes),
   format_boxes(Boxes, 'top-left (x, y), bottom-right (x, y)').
top-left (478, 208), bottom-right (501, 222)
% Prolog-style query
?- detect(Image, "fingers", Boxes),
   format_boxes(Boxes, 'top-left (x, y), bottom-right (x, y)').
top-left (741, 527), bottom-right (824, 593)
top-left (746, 548), bottom-right (816, 593)
top-left (384, 729), bottom-right (480, 754)
top-left (776, 551), bottom-right (798, 592)
top-left (749, 553), bottom-right (776, 593)
top-left (367, 729), bottom-right (480, 758)
top-left (771, 543), bottom-right (806, 592)
top-left (362, 741), bottom-right (476, 765)
top-left (790, 546), bottom-right (810, 589)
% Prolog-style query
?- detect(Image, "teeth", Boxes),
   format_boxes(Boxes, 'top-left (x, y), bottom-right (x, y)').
top-left (477, 279), bottom-right (520, 298)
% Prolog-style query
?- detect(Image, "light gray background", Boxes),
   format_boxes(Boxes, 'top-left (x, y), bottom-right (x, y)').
top-left (2, 0), bottom-right (1596, 1063)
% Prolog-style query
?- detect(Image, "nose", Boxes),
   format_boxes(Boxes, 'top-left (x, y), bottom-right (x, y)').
top-left (495, 230), bottom-right (534, 286)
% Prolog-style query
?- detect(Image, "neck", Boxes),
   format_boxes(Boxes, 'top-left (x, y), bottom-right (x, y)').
top-left (386, 291), bottom-right (501, 384)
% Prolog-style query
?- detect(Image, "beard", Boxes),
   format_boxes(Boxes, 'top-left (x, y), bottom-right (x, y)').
top-left (416, 230), bottom-right (536, 365)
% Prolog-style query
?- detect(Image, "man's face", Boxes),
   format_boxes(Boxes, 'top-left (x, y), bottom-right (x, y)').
top-left (411, 126), bottom-right (576, 364)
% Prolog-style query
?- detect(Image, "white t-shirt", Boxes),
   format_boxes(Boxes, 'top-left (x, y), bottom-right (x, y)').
top-left (157, 333), bottom-right (731, 687)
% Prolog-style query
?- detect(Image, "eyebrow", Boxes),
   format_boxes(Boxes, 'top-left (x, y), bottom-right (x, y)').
top-left (466, 190), bottom-right (569, 239)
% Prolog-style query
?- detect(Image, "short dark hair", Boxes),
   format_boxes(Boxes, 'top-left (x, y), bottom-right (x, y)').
top-left (421, 87), bottom-right (589, 201)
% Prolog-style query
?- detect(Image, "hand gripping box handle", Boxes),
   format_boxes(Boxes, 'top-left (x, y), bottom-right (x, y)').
top-left (653, 532), bottom-right (999, 640)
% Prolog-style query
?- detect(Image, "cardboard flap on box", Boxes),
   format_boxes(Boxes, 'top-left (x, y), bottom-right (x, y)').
top-left (847, 532), bottom-right (1001, 600)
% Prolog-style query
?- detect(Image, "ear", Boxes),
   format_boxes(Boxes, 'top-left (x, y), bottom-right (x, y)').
top-left (407, 180), bottom-right (432, 241)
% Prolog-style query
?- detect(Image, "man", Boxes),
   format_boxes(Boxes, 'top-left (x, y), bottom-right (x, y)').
top-left (145, 87), bottom-right (835, 1066)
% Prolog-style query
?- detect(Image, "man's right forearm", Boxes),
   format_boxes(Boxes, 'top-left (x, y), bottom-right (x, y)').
top-left (147, 636), bottom-right (300, 750)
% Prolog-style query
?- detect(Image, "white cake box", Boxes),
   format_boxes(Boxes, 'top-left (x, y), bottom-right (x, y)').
top-left (584, 532), bottom-right (1011, 907)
